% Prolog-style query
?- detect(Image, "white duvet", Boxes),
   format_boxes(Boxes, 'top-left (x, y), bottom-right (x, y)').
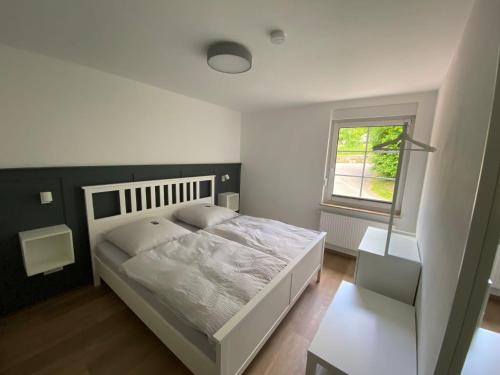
top-left (205, 215), bottom-right (320, 263)
top-left (121, 230), bottom-right (286, 337)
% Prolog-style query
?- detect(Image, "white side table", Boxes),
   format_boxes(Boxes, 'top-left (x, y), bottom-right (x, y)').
top-left (218, 192), bottom-right (239, 211)
top-left (462, 328), bottom-right (500, 374)
top-left (306, 281), bottom-right (416, 375)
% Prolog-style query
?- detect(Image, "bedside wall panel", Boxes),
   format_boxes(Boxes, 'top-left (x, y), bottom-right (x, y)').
top-left (0, 163), bottom-right (241, 315)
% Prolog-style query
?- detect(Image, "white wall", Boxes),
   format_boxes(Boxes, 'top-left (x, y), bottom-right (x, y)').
top-left (240, 91), bottom-right (437, 232)
top-left (415, 0), bottom-right (500, 373)
top-left (0, 44), bottom-right (241, 168)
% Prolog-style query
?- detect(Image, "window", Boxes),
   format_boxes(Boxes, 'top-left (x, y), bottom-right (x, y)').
top-left (323, 117), bottom-right (413, 214)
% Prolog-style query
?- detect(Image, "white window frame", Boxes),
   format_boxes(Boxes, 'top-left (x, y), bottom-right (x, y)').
top-left (322, 116), bottom-right (414, 214)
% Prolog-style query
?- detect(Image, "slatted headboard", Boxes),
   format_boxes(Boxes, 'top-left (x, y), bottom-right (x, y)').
top-left (82, 175), bottom-right (215, 284)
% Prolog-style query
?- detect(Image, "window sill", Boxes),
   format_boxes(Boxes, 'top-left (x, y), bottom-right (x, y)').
top-left (320, 202), bottom-right (401, 218)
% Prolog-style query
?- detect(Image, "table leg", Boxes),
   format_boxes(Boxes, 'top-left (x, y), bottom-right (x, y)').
top-left (305, 352), bottom-right (317, 375)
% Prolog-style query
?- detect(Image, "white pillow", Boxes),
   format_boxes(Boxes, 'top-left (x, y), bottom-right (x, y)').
top-left (175, 204), bottom-right (238, 229)
top-left (105, 217), bottom-right (190, 256)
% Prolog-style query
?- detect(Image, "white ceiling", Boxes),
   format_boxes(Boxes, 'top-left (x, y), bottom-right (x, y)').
top-left (0, 0), bottom-right (474, 112)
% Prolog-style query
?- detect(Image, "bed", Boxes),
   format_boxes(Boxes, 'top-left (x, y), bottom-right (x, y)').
top-left (83, 175), bottom-right (326, 375)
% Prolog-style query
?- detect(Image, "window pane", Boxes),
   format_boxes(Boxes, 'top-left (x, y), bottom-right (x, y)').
top-left (361, 177), bottom-right (395, 202)
top-left (367, 125), bottom-right (404, 151)
top-left (335, 152), bottom-right (365, 176)
top-left (337, 127), bottom-right (368, 152)
top-left (365, 150), bottom-right (401, 179)
top-left (333, 176), bottom-right (362, 198)
top-left (329, 122), bottom-right (407, 208)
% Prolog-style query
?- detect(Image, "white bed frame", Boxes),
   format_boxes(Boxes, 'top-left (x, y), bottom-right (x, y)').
top-left (83, 175), bottom-right (326, 375)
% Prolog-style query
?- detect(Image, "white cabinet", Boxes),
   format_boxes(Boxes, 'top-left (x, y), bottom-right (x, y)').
top-left (218, 192), bottom-right (239, 211)
top-left (356, 226), bottom-right (421, 304)
top-left (19, 224), bottom-right (75, 276)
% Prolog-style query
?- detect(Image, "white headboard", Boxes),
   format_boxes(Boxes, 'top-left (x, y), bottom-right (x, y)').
top-left (82, 175), bottom-right (215, 284)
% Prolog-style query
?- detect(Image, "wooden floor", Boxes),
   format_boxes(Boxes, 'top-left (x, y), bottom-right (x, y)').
top-left (482, 296), bottom-right (500, 333)
top-left (0, 252), bottom-right (498, 375)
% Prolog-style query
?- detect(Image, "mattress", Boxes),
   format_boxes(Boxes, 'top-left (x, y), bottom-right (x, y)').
top-left (121, 230), bottom-right (286, 337)
top-left (172, 219), bottom-right (200, 233)
top-left (206, 215), bottom-right (320, 263)
top-left (95, 241), bottom-right (216, 360)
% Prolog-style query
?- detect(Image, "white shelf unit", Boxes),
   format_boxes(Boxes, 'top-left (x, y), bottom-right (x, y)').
top-left (356, 226), bottom-right (421, 304)
top-left (19, 224), bottom-right (75, 276)
top-left (218, 192), bottom-right (239, 211)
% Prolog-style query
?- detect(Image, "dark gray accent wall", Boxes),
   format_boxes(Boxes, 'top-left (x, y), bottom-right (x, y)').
top-left (0, 163), bottom-right (241, 315)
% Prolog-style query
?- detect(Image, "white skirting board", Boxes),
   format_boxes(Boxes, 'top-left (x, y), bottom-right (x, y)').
top-left (325, 244), bottom-right (358, 258)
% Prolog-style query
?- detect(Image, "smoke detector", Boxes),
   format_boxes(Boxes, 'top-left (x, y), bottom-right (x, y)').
top-left (270, 29), bottom-right (286, 45)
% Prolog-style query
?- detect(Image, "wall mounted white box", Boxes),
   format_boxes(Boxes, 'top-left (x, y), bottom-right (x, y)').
top-left (218, 192), bottom-right (239, 211)
top-left (355, 226), bottom-right (421, 305)
top-left (19, 224), bottom-right (75, 276)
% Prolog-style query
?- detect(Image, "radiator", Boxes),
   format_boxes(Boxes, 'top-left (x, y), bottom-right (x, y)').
top-left (319, 211), bottom-right (386, 253)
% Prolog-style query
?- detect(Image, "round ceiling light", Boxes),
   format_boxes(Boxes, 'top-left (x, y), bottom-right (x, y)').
top-left (207, 41), bottom-right (252, 74)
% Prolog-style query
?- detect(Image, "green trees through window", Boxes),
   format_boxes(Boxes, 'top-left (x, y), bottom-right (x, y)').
top-left (333, 125), bottom-right (403, 202)
top-left (369, 126), bottom-right (402, 178)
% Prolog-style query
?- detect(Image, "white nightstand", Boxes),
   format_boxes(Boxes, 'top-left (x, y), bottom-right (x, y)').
top-left (356, 226), bottom-right (421, 304)
top-left (218, 192), bottom-right (239, 211)
top-left (19, 224), bottom-right (75, 276)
